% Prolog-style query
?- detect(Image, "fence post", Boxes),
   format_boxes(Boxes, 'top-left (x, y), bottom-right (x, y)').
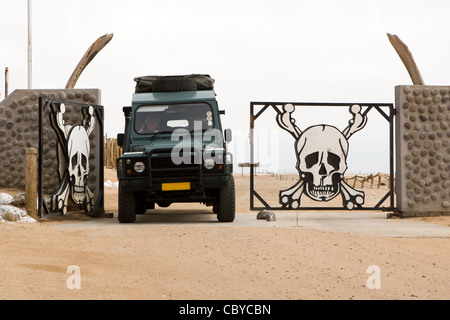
top-left (26, 148), bottom-right (38, 219)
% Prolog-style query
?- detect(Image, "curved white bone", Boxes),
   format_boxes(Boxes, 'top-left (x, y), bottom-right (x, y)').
top-left (84, 185), bottom-right (95, 212)
top-left (51, 174), bottom-right (70, 215)
top-left (343, 104), bottom-right (367, 139)
top-left (84, 106), bottom-right (96, 136)
top-left (276, 104), bottom-right (302, 139)
top-left (279, 180), bottom-right (304, 209)
top-left (55, 103), bottom-right (71, 140)
top-left (340, 180), bottom-right (365, 210)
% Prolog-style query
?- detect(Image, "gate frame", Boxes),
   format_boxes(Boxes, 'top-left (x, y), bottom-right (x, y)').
top-left (38, 97), bottom-right (105, 218)
top-left (249, 101), bottom-right (396, 212)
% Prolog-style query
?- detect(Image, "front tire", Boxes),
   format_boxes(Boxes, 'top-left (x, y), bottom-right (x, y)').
top-left (118, 191), bottom-right (136, 223)
top-left (216, 175), bottom-right (236, 222)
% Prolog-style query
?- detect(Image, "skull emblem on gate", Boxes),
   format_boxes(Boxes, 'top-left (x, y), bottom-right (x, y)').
top-left (276, 104), bottom-right (367, 209)
top-left (298, 125), bottom-right (348, 202)
top-left (67, 126), bottom-right (91, 204)
top-left (50, 103), bottom-right (96, 214)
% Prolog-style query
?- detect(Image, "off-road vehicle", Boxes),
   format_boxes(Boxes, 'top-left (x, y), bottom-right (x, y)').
top-left (116, 74), bottom-right (235, 223)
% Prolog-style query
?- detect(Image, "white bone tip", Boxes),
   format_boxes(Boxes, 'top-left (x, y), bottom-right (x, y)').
top-left (350, 104), bottom-right (361, 113)
top-left (284, 104), bottom-right (295, 113)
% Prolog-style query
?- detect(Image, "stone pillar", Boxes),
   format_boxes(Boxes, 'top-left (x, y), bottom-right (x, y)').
top-left (395, 85), bottom-right (450, 217)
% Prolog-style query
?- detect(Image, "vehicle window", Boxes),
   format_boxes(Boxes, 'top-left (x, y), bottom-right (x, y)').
top-left (135, 103), bottom-right (213, 134)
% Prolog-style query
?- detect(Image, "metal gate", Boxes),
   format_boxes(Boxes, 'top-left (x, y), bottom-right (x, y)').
top-left (38, 97), bottom-right (105, 217)
top-left (249, 102), bottom-right (395, 212)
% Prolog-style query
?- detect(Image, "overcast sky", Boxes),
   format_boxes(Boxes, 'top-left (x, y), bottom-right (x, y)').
top-left (1, 0), bottom-right (450, 173)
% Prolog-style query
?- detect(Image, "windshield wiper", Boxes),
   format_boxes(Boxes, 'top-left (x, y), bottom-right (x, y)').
top-left (188, 128), bottom-right (212, 133)
top-left (148, 131), bottom-right (172, 139)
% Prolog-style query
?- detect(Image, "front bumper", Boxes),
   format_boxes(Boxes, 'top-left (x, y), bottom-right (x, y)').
top-left (117, 147), bottom-right (231, 200)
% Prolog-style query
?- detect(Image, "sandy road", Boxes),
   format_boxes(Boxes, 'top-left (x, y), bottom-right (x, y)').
top-left (0, 169), bottom-right (449, 300)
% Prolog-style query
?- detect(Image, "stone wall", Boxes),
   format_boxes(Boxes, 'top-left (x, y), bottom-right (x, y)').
top-left (395, 85), bottom-right (450, 217)
top-left (0, 89), bottom-right (101, 200)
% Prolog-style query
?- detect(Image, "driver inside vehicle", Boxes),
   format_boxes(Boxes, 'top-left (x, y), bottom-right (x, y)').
top-left (138, 114), bottom-right (161, 133)
top-left (190, 114), bottom-right (212, 131)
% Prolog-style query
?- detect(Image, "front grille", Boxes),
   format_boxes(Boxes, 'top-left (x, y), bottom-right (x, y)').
top-left (151, 156), bottom-right (197, 169)
top-left (149, 155), bottom-right (199, 178)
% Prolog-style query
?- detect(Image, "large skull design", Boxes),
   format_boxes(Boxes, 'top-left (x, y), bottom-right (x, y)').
top-left (276, 103), bottom-right (367, 210)
top-left (51, 103), bottom-right (96, 215)
top-left (297, 125), bottom-right (348, 201)
top-left (67, 126), bottom-right (90, 204)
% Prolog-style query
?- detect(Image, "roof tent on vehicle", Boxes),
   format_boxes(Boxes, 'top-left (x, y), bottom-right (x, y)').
top-left (134, 74), bottom-right (215, 93)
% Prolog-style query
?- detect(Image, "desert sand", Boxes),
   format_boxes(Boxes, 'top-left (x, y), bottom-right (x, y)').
top-left (0, 168), bottom-right (449, 300)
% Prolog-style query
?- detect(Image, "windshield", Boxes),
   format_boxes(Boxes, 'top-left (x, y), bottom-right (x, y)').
top-left (135, 103), bottom-right (214, 134)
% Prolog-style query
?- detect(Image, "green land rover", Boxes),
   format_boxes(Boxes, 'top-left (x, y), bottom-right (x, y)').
top-left (116, 75), bottom-right (235, 223)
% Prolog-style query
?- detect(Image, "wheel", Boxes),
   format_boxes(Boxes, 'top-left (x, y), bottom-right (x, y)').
top-left (118, 190), bottom-right (136, 223)
top-left (152, 76), bottom-right (197, 92)
top-left (216, 175), bottom-right (236, 222)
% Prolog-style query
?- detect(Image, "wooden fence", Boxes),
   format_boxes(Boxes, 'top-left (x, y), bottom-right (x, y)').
top-left (343, 173), bottom-right (394, 189)
top-left (104, 137), bottom-right (122, 168)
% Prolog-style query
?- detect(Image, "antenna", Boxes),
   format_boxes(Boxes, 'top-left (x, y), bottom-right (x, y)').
top-left (28, 0), bottom-right (32, 89)
top-left (5, 67), bottom-right (9, 96)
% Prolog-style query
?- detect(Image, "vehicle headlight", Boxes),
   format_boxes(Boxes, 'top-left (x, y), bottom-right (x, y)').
top-left (134, 161), bottom-right (145, 173)
top-left (204, 158), bottom-right (215, 170)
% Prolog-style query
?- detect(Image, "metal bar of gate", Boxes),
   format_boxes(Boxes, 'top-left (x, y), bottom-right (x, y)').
top-left (38, 97), bottom-right (43, 218)
top-left (250, 103), bottom-right (255, 210)
top-left (249, 102), bottom-right (395, 212)
top-left (389, 105), bottom-right (395, 209)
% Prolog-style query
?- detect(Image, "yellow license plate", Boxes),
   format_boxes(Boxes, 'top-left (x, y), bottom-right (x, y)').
top-left (161, 182), bottom-right (191, 191)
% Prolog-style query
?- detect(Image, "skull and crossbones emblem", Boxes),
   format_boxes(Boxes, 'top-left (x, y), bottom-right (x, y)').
top-left (50, 103), bottom-right (96, 214)
top-left (276, 104), bottom-right (367, 210)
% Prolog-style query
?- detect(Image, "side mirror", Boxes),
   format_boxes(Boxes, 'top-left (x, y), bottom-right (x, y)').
top-left (122, 106), bottom-right (132, 117)
top-left (224, 129), bottom-right (232, 143)
top-left (117, 133), bottom-right (124, 147)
